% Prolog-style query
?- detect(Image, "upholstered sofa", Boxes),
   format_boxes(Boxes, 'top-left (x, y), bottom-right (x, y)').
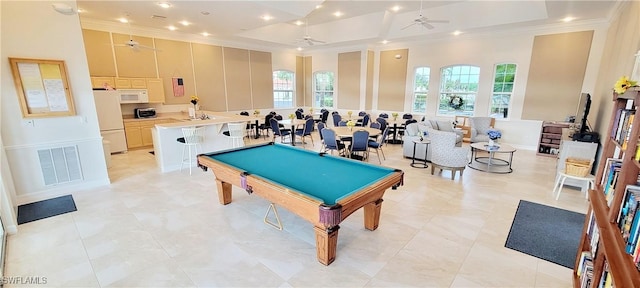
top-left (402, 120), bottom-right (464, 161)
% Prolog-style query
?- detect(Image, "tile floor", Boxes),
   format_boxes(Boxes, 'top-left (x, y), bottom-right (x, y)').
top-left (5, 132), bottom-right (589, 287)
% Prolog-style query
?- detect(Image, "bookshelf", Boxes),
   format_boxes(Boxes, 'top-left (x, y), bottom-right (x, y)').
top-left (574, 87), bottom-right (640, 287)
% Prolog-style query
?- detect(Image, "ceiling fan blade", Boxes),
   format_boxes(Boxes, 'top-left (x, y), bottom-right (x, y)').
top-left (422, 22), bottom-right (435, 29)
top-left (310, 38), bottom-right (325, 44)
top-left (401, 22), bottom-right (418, 30)
top-left (306, 40), bottom-right (314, 46)
top-left (425, 20), bottom-right (450, 23)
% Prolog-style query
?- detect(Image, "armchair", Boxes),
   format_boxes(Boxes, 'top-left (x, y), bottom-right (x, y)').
top-left (469, 117), bottom-right (497, 143)
top-left (428, 129), bottom-right (469, 180)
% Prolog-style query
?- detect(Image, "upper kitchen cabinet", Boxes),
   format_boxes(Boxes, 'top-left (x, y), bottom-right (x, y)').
top-left (155, 39), bottom-right (195, 105)
top-left (146, 78), bottom-right (165, 103)
top-left (112, 33), bottom-right (157, 78)
top-left (82, 29), bottom-right (117, 77)
top-left (115, 77), bottom-right (147, 89)
top-left (90, 77), bottom-right (116, 89)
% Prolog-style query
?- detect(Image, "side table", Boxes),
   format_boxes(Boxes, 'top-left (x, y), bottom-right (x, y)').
top-left (410, 139), bottom-right (430, 168)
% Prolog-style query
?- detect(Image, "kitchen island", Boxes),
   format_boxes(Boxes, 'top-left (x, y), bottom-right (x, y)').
top-left (152, 111), bottom-right (253, 173)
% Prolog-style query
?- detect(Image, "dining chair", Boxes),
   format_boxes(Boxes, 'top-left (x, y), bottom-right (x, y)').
top-left (178, 126), bottom-right (206, 175)
top-left (349, 130), bottom-right (370, 161)
top-left (239, 111), bottom-right (254, 138)
top-left (402, 113), bottom-right (413, 120)
top-left (332, 113), bottom-right (342, 127)
top-left (295, 110), bottom-right (304, 119)
top-left (226, 122), bottom-right (246, 148)
top-left (370, 121), bottom-right (381, 130)
top-left (258, 113), bottom-right (274, 139)
top-left (270, 117), bottom-right (291, 143)
top-left (379, 113), bottom-right (389, 119)
top-left (321, 128), bottom-right (346, 156)
top-left (317, 122), bottom-right (326, 152)
top-left (357, 114), bottom-right (370, 127)
top-left (368, 127), bottom-right (389, 164)
top-left (295, 118), bottom-right (315, 146)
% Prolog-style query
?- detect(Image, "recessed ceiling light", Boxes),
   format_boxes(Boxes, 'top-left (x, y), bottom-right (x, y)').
top-left (562, 16), bottom-right (575, 22)
top-left (391, 5), bottom-right (401, 12)
top-left (261, 15), bottom-right (274, 21)
top-left (179, 20), bottom-right (190, 26)
top-left (381, 40), bottom-right (389, 44)
top-left (118, 18), bottom-right (129, 23)
top-left (201, 11), bottom-right (210, 15)
top-left (77, 8), bottom-right (85, 13)
top-left (201, 32), bottom-right (210, 37)
top-left (297, 47), bottom-right (303, 51)
top-left (157, 2), bottom-right (172, 9)
top-left (333, 11), bottom-right (343, 17)
top-left (52, 3), bottom-right (75, 15)
top-left (315, 5), bottom-right (322, 9)
top-left (167, 25), bottom-right (177, 31)
top-left (294, 20), bottom-right (304, 26)
top-left (453, 30), bottom-right (462, 36)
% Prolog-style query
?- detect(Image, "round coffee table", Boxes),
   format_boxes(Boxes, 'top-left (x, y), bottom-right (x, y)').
top-left (468, 142), bottom-right (516, 173)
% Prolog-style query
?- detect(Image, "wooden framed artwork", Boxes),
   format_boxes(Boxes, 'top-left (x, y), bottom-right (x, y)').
top-left (9, 58), bottom-right (76, 118)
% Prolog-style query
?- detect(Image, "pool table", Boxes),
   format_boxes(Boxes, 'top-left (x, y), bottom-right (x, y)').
top-left (197, 142), bottom-right (403, 265)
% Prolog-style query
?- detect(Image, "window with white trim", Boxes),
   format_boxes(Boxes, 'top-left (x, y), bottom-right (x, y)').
top-left (412, 67), bottom-right (430, 113)
top-left (313, 71), bottom-right (334, 108)
top-left (438, 65), bottom-right (480, 116)
top-left (273, 70), bottom-right (294, 108)
top-left (490, 63), bottom-right (516, 119)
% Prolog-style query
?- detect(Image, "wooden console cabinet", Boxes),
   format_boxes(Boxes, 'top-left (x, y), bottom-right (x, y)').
top-left (537, 121), bottom-right (570, 157)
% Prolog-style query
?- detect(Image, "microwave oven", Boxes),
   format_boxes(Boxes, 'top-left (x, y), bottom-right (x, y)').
top-left (134, 108), bottom-right (156, 118)
top-left (119, 89), bottom-right (149, 104)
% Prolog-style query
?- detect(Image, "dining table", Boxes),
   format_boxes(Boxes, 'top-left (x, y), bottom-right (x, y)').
top-left (332, 126), bottom-right (381, 138)
top-left (241, 114), bottom-right (264, 139)
top-left (384, 118), bottom-right (408, 144)
top-left (277, 118), bottom-right (307, 146)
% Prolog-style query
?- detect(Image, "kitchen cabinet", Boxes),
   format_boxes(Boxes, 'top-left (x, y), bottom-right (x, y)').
top-left (115, 77), bottom-right (147, 89)
top-left (91, 77), bottom-right (115, 89)
top-left (125, 118), bottom-right (178, 149)
top-left (146, 78), bottom-right (165, 103)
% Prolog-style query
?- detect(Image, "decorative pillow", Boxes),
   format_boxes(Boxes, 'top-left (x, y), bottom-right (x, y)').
top-left (436, 120), bottom-right (454, 132)
top-left (416, 122), bottom-right (431, 135)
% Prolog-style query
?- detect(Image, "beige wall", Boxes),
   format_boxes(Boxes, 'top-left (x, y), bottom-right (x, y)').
top-left (592, 1), bottom-right (640, 141)
top-left (223, 47), bottom-right (252, 111)
top-left (250, 50), bottom-right (274, 109)
top-left (521, 31), bottom-right (594, 121)
top-left (378, 49), bottom-right (408, 111)
top-left (365, 50), bottom-right (374, 110)
top-left (192, 43), bottom-right (226, 112)
top-left (296, 56), bottom-right (305, 106)
top-left (155, 38), bottom-right (196, 105)
top-left (337, 51), bottom-right (361, 109)
top-left (82, 29), bottom-right (116, 77)
top-left (112, 33), bottom-right (157, 78)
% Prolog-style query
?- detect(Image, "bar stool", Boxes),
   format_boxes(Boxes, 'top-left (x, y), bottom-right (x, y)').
top-left (552, 171), bottom-right (595, 200)
top-left (227, 122), bottom-right (245, 148)
top-left (178, 126), bottom-right (205, 175)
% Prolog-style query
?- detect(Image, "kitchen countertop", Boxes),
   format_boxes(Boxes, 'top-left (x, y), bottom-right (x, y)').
top-left (122, 112), bottom-right (187, 122)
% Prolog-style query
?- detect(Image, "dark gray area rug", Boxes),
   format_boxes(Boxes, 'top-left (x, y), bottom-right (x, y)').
top-left (505, 200), bottom-right (585, 269)
top-left (17, 195), bottom-right (77, 225)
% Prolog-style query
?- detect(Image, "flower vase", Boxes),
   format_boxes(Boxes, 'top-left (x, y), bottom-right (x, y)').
top-left (488, 139), bottom-right (496, 147)
top-left (193, 104), bottom-right (198, 118)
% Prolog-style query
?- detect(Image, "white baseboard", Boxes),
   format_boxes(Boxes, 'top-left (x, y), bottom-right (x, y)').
top-left (16, 179), bottom-right (110, 205)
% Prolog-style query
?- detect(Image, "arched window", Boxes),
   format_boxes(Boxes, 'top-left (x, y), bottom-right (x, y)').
top-left (313, 71), bottom-right (334, 108)
top-left (491, 63), bottom-right (517, 119)
top-left (438, 65), bottom-right (480, 116)
top-left (273, 70), bottom-right (294, 108)
top-left (412, 67), bottom-right (430, 113)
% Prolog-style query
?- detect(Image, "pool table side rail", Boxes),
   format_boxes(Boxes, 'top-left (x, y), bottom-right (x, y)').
top-left (335, 170), bottom-right (403, 222)
top-left (198, 155), bottom-right (327, 226)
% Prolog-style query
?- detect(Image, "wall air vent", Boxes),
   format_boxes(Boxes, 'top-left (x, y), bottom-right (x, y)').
top-left (37, 146), bottom-right (83, 186)
top-left (151, 15), bottom-right (167, 20)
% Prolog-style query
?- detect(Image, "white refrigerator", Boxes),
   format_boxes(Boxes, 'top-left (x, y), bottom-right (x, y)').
top-left (93, 90), bottom-right (127, 153)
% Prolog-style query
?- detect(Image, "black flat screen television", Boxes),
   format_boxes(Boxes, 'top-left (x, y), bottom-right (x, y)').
top-left (575, 92), bottom-right (591, 134)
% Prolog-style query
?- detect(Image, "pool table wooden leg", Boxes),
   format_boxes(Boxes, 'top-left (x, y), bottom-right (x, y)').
top-left (314, 225), bottom-right (339, 265)
top-left (216, 180), bottom-right (232, 205)
top-left (364, 199), bottom-right (384, 230)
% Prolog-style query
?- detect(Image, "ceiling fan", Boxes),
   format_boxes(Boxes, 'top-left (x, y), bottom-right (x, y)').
top-left (401, 0), bottom-right (449, 30)
top-left (113, 22), bottom-right (159, 52)
top-left (298, 19), bottom-right (325, 46)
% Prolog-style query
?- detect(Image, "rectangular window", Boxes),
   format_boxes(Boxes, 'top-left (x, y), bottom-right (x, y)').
top-left (273, 70), bottom-right (294, 108)
top-left (491, 63), bottom-right (516, 119)
top-left (438, 65), bottom-right (480, 116)
top-left (412, 67), bottom-right (430, 113)
top-left (314, 71), bottom-right (334, 108)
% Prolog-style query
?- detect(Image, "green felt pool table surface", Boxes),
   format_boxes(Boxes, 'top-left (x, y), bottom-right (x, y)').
top-left (200, 143), bottom-right (398, 205)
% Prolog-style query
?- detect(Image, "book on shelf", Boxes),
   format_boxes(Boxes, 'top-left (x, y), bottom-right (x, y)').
top-left (603, 158), bottom-right (623, 206)
top-left (577, 251), bottom-right (592, 276)
top-left (635, 141), bottom-right (640, 161)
